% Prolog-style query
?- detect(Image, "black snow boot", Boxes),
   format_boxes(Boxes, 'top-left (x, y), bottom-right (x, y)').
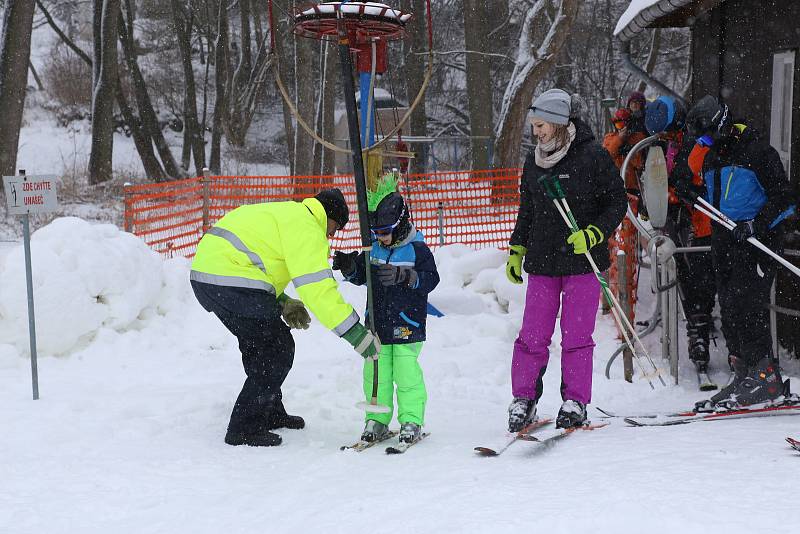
top-left (268, 400), bottom-right (305, 430)
top-left (225, 427), bottom-right (282, 447)
top-left (507, 397), bottom-right (537, 432)
top-left (225, 391), bottom-right (282, 447)
top-left (704, 356), bottom-right (784, 409)
top-left (556, 400), bottom-right (588, 429)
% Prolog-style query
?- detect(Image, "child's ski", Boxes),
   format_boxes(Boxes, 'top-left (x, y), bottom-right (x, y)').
top-left (787, 437), bottom-right (800, 452)
top-left (340, 431), bottom-right (398, 452)
top-left (385, 432), bottom-right (430, 454)
top-left (474, 418), bottom-right (554, 457)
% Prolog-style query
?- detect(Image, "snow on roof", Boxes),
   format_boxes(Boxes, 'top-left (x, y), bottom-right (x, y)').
top-left (297, 2), bottom-right (413, 23)
top-left (614, 0), bottom-right (694, 41)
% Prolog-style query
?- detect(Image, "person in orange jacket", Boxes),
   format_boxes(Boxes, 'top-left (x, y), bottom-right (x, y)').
top-left (602, 107), bottom-right (648, 194)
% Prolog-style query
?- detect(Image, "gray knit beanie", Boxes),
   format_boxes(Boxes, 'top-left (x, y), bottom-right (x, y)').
top-left (529, 89), bottom-right (572, 125)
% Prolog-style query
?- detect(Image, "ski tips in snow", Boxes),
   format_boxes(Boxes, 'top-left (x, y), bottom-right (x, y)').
top-left (787, 437), bottom-right (800, 453)
top-left (385, 432), bottom-right (429, 454)
top-left (474, 418), bottom-right (554, 457)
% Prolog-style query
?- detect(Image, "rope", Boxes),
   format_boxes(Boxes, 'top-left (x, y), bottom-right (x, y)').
top-left (267, 0), bottom-right (435, 156)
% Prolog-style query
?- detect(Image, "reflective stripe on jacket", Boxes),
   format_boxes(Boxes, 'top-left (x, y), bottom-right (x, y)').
top-left (190, 198), bottom-right (358, 336)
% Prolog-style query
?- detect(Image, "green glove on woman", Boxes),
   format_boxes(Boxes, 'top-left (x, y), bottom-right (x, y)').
top-left (566, 224), bottom-right (604, 255)
top-left (506, 245), bottom-right (526, 284)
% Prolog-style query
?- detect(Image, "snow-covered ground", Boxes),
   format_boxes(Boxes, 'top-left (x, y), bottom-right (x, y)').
top-left (1, 218), bottom-right (799, 533)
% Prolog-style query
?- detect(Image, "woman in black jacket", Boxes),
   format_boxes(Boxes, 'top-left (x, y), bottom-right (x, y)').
top-left (505, 88), bottom-right (627, 430)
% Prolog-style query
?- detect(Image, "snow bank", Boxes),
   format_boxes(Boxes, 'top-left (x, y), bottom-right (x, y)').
top-left (0, 217), bottom-right (180, 355)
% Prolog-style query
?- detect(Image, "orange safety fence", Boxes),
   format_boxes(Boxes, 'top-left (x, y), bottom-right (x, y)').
top-left (123, 169), bottom-right (522, 258)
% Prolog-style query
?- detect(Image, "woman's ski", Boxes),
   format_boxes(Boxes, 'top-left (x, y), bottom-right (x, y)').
top-left (786, 437), bottom-right (800, 452)
top-left (474, 418), bottom-right (554, 457)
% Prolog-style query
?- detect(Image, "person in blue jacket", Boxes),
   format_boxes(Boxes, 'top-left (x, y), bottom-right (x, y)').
top-left (677, 95), bottom-right (797, 409)
top-left (332, 174), bottom-right (440, 444)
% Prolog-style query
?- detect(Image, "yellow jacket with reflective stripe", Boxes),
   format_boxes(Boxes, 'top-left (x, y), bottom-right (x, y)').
top-left (190, 198), bottom-right (359, 336)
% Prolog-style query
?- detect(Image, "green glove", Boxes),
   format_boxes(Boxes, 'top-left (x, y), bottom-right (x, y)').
top-left (566, 224), bottom-right (604, 255)
top-left (280, 296), bottom-right (311, 330)
top-left (342, 323), bottom-right (381, 359)
top-left (506, 245), bottom-right (526, 284)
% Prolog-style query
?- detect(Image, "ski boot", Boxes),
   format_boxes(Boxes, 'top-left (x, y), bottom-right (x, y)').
top-left (507, 397), bottom-right (537, 432)
top-left (696, 356), bottom-right (784, 411)
top-left (361, 420), bottom-right (391, 443)
top-left (556, 400), bottom-right (588, 429)
top-left (687, 314), bottom-right (711, 373)
top-left (399, 422), bottom-right (422, 444)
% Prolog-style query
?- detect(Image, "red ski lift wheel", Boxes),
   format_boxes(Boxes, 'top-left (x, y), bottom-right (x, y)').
top-left (293, 2), bottom-right (413, 42)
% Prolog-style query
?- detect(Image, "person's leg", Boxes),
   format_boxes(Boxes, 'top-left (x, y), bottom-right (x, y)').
top-left (363, 343), bottom-right (394, 426)
top-left (559, 273), bottom-right (601, 405)
top-left (393, 342), bottom-right (426, 426)
top-left (682, 237), bottom-right (716, 365)
top-left (219, 312), bottom-right (295, 438)
top-left (511, 275), bottom-right (562, 401)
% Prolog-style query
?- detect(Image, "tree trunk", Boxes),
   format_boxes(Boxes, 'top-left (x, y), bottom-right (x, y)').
top-left (118, 2), bottom-right (186, 180)
top-left (463, 0), bottom-right (493, 171)
top-left (316, 41), bottom-right (337, 176)
top-left (293, 28), bottom-right (316, 177)
top-left (273, 0), bottom-right (295, 174)
top-left (637, 28), bottom-right (662, 93)
top-left (171, 0), bottom-right (205, 175)
top-left (115, 74), bottom-right (165, 180)
top-left (0, 0), bottom-right (36, 177)
top-left (88, 0), bottom-right (121, 185)
top-left (210, 0), bottom-right (228, 174)
top-left (494, 0), bottom-right (581, 169)
top-left (403, 0), bottom-right (428, 174)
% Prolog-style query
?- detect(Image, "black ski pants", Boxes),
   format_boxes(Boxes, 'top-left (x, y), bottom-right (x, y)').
top-left (191, 280), bottom-right (295, 434)
top-left (712, 229), bottom-right (780, 367)
top-left (666, 206), bottom-right (717, 340)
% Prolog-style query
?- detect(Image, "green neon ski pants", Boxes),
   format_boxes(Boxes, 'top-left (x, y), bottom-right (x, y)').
top-left (363, 342), bottom-right (427, 426)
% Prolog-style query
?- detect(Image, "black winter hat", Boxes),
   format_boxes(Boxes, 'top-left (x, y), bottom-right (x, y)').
top-left (315, 188), bottom-right (349, 229)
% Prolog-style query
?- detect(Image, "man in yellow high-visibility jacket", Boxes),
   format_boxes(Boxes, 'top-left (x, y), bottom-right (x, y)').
top-left (190, 189), bottom-right (380, 447)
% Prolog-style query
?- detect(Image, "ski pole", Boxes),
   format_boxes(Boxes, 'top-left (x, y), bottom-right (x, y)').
top-left (539, 175), bottom-right (666, 388)
top-left (693, 197), bottom-right (800, 279)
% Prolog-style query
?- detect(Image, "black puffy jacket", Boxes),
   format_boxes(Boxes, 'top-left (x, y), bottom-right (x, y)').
top-left (510, 119), bottom-right (627, 276)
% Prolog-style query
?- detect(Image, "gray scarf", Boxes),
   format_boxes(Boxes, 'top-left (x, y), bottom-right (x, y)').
top-left (534, 122), bottom-right (577, 169)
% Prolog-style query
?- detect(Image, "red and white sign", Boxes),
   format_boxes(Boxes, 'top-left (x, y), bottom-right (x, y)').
top-left (3, 175), bottom-right (59, 215)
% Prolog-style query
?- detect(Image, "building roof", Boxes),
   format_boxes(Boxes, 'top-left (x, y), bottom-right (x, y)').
top-left (614, 0), bottom-right (723, 42)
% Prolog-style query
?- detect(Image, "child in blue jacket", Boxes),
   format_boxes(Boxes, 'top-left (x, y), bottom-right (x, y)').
top-left (332, 175), bottom-right (439, 444)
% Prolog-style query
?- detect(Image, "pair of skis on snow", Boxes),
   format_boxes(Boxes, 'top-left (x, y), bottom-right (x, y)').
top-left (340, 431), bottom-right (429, 454)
top-left (473, 418), bottom-right (607, 457)
top-left (596, 393), bottom-right (800, 426)
top-left (787, 437), bottom-right (800, 453)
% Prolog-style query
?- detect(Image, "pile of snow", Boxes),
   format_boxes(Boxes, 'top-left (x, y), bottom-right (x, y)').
top-left (0, 217), bottom-right (188, 355)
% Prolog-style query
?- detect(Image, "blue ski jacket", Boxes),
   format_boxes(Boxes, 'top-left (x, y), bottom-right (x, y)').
top-left (345, 229), bottom-right (439, 344)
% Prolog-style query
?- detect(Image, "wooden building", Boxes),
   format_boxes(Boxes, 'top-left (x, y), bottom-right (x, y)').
top-left (616, 0), bottom-right (800, 356)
